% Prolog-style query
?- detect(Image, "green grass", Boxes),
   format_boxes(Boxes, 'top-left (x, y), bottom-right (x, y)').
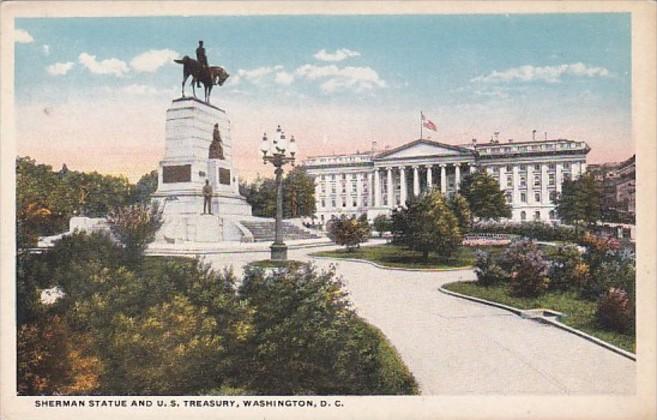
top-left (311, 244), bottom-right (505, 270)
top-left (247, 259), bottom-right (305, 270)
top-left (444, 281), bottom-right (635, 353)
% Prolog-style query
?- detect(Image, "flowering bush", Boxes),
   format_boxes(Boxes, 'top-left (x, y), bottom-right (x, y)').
top-left (473, 251), bottom-right (509, 286)
top-left (596, 288), bottom-right (634, 334)
top-left (501, 240), bottom-right (550, 297)
top-left (579, 232), bottom-right (634, 300)
top-left (547, 245), bottom-right (587, 291)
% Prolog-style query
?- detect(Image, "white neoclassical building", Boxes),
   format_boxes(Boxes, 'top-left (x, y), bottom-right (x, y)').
top-left (302, 137), bottom-right (590, 224)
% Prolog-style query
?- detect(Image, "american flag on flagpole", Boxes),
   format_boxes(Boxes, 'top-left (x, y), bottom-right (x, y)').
top-left (421, 112), bottom-right (438, 132)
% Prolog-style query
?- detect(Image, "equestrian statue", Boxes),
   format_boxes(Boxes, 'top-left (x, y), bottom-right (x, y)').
top-left (174, 40), bottom-right (230, 104)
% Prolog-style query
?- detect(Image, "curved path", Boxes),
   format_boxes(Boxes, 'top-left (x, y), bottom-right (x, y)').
top-left (203, 245), bottom-right (635, 395)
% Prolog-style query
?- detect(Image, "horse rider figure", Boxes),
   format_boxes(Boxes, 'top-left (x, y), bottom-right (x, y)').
top-left (196, 40), bottom-right (208, 88)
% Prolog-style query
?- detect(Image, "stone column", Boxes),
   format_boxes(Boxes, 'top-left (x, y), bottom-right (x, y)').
top-left (426, 165), bottom-right (433, 191)
top-left (400, 167), bottom-right (407, 205)
top-left (527, 164), bottom-right (534, 201)
top-left (580, 161), bottom-right (587, 174)
top-left (455, 163), bottom-right (461, 191)
top-left (413, 166), bottom-right (420, 196)
top-left (356, 172), bottom-right (363, 208)
top-left (386, 167), bottom-right (394, 208)
top-left (440, 164), bottom-right (447, 193)
top-left (367, 172), bottom-right (373, 207)
top-left (469, 164), bottom-right (476, 174)
top-left (374, 169), bottom-right (381, 207)
top-left (512, 165), bottom-right (520, 204)
top-left (556, 163), bottom-right (563, 193)
top-left (541, 164), bottom-right (548, 204)
top-left (498, 165), bottom-right (506, 191)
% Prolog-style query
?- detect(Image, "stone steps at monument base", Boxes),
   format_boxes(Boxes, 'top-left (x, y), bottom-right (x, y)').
top-left (240, 220), bottom-right (321, 242)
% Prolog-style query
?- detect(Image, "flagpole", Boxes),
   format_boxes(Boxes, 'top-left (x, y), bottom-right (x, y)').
top-left (420, 111), bottom-right (423, 139)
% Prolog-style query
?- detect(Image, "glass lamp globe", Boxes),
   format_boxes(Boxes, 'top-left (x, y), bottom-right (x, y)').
top-left (288, 135), bottom-right (298, 156)
top-left (278, 132), bottom-right (288, 152)
top-left (259, 133), bottom-right (270, 154)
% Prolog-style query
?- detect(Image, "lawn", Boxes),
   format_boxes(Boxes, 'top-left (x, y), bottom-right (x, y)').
top-left (443, 281), bottom-right (635, 353)
top-left (247, 259), bottom-right (305, 270)
top-left (311, 243), bottom-right (505, 270)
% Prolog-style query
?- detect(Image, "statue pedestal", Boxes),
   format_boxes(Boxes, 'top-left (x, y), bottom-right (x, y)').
top-left (152, 97), bottom-right (252, 242)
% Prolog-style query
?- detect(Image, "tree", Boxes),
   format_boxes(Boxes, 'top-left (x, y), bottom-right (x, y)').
top-left (326, 214), bottom-right (370, 251)
top-left (391, 191), bottom-right (462, 261)
top-left (283, 166), bottom-right (316, 218)
top-left (16, 156), bottom-right (137, 247)
top-left (131, 170), bottom-right (158, 203)
top-left (107, 202), bottom-right (163, 264)
top-left (459, 171), bottom-right (511, 221)
top-left (555, 173), bottom-right (602, 231)
top-left (372, 214), bottom-right (392, 237)
top-left (447, 193), bottom-right (473, 233)
top-left (241, 168), bottom-right (316, 218)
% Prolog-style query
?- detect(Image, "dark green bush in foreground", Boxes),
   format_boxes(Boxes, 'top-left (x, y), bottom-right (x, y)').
top-left (17, 232), bottom-right (417, 396)
top-left (237, 263), bottom-right (418, 395)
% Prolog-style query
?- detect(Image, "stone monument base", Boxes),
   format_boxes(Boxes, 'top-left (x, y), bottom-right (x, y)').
top-left (157, 214), bottom-right (223, 243)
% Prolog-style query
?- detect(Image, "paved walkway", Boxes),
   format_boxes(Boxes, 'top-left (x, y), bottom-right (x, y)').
top-left (202, 245), bottom-right (635, 395)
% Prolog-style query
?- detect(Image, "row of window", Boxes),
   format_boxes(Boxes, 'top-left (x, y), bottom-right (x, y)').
top-left (520, 210), bottom-right (558, 221)
top-left (320, 198), bottom-right (369, 209)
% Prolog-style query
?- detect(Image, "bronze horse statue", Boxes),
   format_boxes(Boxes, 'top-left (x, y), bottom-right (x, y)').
top-left (174, 56), bottom-right (229, 103)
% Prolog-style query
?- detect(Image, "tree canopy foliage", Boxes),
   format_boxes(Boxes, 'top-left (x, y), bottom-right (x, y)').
top-left (240, 167), bottom-right (316, 218)
top-left (16, 156), bottom-right (155, 248)
top-left (326, 214), bottom-right (370, 251)
top-left (459, 171), bottom-right (511, 221)
top-left (556, 173), bottom-right (602, 230)
top-left (391, 191), bottom-right (462, 261)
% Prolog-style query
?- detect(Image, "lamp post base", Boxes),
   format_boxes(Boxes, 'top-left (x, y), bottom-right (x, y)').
top-left (270, 242), bottom-right (288, 261)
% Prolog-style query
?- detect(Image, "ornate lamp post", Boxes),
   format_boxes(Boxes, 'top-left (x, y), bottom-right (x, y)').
top-left (259, 125), bottom-right (297, 260)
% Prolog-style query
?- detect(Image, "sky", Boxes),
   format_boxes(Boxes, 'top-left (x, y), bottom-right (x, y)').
top-left (14, 14), bottom-right (631, 182)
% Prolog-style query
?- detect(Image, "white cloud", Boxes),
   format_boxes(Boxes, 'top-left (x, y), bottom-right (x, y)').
top-left (274, 71), bottom-right (295, 85)
top-left (239, 65), bottom-right (283, 83)
top-left (15, 28), bottom-right (34, 44)
top-left (295, 64), bottom-right (386, 93)
top-left (471, 63), bottom-right (610, 83)
top-left (130, 49), bottom-right (179, 73)
top-left (42, 44), bottom-right (50, 56)
top-left (78, 52), bottom-right (129, 77)
top-left (314, 48), bottom-right (360, 62)
top-left (47, 62), bottom-right (75, 76)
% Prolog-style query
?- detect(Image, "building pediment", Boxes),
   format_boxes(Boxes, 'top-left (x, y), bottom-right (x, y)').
top-left (374, 139), bottom-right (474, 161)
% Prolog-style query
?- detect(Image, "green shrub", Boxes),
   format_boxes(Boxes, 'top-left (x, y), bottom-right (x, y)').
top-left (107, 202), bottom-right (163, 265)
top-left (373, 214), bottom-right (392, 237)
top-left (326, 214), bottom-right (370, 251)
top-left (472, 221), bottom-right (580, 242)
top-left (596, 288), bottom-right (634, 334)
top-left (237, 263), bottom-right (418, 395)
top-left (502, 240), bottom-right (549, 297)
top-left (473, 250), bottom-right (509, 286)
top-left (547, 245), bottom-right (587, 291)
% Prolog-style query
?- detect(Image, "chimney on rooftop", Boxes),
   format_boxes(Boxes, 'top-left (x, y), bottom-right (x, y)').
top-left (494, 131), bottom-right (500, 143)
top-left (508, 139), bottom-right (513, 143)
top-left (371, 141), bottom-right (378, 152)
top-left (532, 129), bottom-right (537, 141)
top-left (544, 132), bottom-right (548, 141)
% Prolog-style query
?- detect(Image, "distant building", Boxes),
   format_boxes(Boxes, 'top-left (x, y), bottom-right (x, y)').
top-left (302, 137), bottom-right (590, 224)
top-left (588, 155), bottom-right (636, 222)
